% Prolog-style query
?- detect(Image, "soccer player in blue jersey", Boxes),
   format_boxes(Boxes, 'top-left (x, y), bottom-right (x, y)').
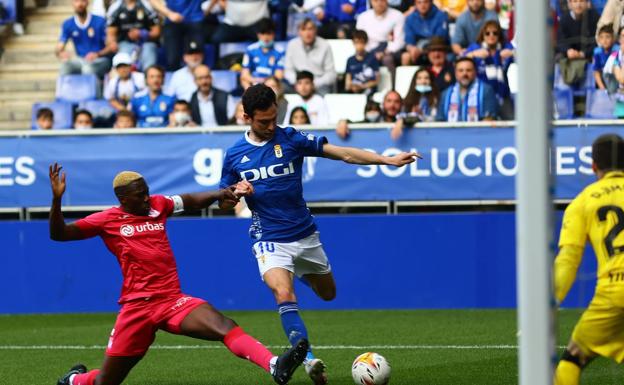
top-left (219, 84), bottom-right (420, 385)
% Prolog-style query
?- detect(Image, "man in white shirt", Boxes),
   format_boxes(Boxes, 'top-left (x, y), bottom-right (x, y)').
top-left (284, 18), bottom-right (337, 95)
top-left (355, 0), bottom-right (405, 73)
top-left (210, 0), bottom-right (269, 43)
top-left (166, 40), bottom-right (203, 101)
top-left (283, 70), bottom-right (329, 126)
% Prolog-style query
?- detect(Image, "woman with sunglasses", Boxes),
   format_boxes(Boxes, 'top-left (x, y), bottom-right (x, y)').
top-left (463, 20), bottom-right (515, 119)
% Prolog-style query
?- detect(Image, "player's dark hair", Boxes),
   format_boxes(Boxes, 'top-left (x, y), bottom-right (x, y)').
top-left (257, 17), bottom-right (275, 34)
top-left (242, 84), bottom-right (277, 117)
top-left (36, 107), bottom-right (53, 120)
top-left (74, 109), bottom-right (92, 123)
top-left (599, 24), bottom-right (614, 36)
top-left (592, 134), bottom-right (624, 171)
top-left (289, 106), bottom-right (311, 124)
top-left (352, 29), bottom-right (368, 43)
top-left (296, 70), bottom-right (314, 82)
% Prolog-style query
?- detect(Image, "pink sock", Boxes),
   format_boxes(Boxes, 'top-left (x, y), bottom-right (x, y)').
top-left (72, 369), bottom-right (100, 385)
top-left (223, 326), bottom-right (274, 372)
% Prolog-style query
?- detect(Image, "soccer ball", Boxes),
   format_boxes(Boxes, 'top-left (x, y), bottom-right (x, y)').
top-left (351, 352), bottom-right (391, 385)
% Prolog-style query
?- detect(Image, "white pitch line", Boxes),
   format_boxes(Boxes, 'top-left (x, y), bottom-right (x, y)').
top-left (0, 344), bottom-right (566, 350)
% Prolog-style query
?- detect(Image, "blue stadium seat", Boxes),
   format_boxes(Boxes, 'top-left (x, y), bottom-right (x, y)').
top-left (585, 89), bottom-right (616, 119)
top-left (31, 101), bottom-right (74, 129)
top-left (553, 63), bottom-right (594, 96)
top-left (0, 0), bottom-right (16, 23)
top-left (79, 99), bottom-right (116, 127)
top-left (553, 88), bottom-right (574, 120)
top-left (212, 70), bottom-right (239, 93)
top-left (274, 41), bottom-right (288, 53)
top-left (164, 71), bottom-right (173, 92)
top-left (56, 74), bottom-right (98, 104)
top-left (203, 44), bottom-right (216, 69)
top-left (219, 42), bottom-right (251, 58)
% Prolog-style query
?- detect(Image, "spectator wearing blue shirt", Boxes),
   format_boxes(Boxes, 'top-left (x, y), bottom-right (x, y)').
top-left (317, 0), bottom-right (367, 39)
top-left (464, 20), bottom-right (514, 118)
top-left (56, 0), bottom-right (113, 78)
top-left (594, 24), bottom-right (618, 90)
top-left (451, 0), bottom-right (498, 56)
top-left (130, 65), bottom-right (175, 127)
top-left (437, 57), bottom-right (499, 121)
top-left (345, 30), bottom-right (380, 96)
top-left (240, 18), bottom-right (285, 89)
top-left (402, 0), bottom-right (449, 65)
top-left (149, 0), bottom-right (205, 71)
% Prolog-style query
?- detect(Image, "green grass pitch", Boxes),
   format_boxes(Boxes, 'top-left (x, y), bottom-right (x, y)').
top-left (1, 309), bottom-right (621, 384)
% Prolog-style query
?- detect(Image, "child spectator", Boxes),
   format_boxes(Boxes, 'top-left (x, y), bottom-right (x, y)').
top-left (73, 109), bottom-right (94, 129)
top-left (168, 100), bottom-right (198, 127)
top-left (402, 0), bottom-right (449, 65)
top-left (283, 71), bottom-right (330, 126)
top-left (56, 0), bottom-right (113, 78)
top-left (594, 24), bottom-right (618, 90)
top-left (104, 52), bottom-right (146, 111)
top-left (240, 18), bottom-right (285, 89)
top-left (345, 30), bottom-right (381, 96)
top-left (36, 108), bottom-right (54, 130)
top-left (289, 106), bottom-right (312, 125)
top-left (114, 109), bottom-right (136, 128)
top-left (130, 65), bottom-right (175, 127)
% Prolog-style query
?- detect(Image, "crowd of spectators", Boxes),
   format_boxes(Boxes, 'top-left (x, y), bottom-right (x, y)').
top-left (32, 0), bottom-right (620, 134)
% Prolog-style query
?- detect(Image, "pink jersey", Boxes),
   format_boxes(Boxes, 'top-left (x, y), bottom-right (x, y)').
top-left (74, 195), bottom-right (182, 303)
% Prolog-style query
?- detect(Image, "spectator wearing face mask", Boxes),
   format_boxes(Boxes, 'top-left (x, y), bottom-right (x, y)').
top-left (334, 93), bottom-right (400, 139)
top-left (168, 100), bottom-right (198, 127)
top-left (240, 18), bottom-right (285, 89)
top-left (165, 40), bottom-right (204, 102)
top-left (391, 68), bottom-right (439, 139)
top-left (74, 109), bottom-right (94, 130)
top-left (335, 100), bottom-right (383, 139)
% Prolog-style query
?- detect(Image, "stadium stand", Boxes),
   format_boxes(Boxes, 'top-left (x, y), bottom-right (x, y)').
top-left (78, 99), bottom-right (116, 127)
top-left (0, 1), bottom-right (69, 130)
top-left (553, 88), bottom-right (574, 120)
top-left (394, 65), bottom-right (419, 99)
top-left (31, 101), bottom-right (73, 129)
top-left (327, 38), bottom-right (355, 74)
top-left (585, 88), bottom-right (616, 119)
top-left (211, 70), bottom-right (240, 93)
top-left (55, 74), bottom-right (98, 104)
top-left (324, 93), bottom-right (367, 123)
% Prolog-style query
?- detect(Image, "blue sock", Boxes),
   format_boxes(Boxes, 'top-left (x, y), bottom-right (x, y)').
top-left (278, 301), bottom-right (315, 361)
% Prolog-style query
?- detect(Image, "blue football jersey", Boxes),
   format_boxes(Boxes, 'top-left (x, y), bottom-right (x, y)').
top-left (220, 126), bottom-right (328, 243)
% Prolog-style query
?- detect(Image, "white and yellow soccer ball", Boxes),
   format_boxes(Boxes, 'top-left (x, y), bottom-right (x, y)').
top-left (351, 352), bottom-right (391, 385)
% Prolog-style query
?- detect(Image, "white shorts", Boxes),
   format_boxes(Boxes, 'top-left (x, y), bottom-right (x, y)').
top-left (252, 232), bottom-right (332, 280)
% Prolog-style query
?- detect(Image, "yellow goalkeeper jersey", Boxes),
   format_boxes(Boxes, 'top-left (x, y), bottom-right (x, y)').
top-left (559, 171), bottom-right (624, 285)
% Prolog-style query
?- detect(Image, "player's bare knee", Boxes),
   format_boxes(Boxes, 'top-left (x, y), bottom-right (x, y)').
top-left (273, 287), bottom-right (296, 303)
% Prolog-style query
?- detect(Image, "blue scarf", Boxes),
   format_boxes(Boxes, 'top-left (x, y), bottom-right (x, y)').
top-left (444, 80), bottom-right (483, 122)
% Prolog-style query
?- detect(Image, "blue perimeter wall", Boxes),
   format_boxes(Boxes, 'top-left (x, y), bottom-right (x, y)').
top-left (0, 212), bottom-right (597, 314)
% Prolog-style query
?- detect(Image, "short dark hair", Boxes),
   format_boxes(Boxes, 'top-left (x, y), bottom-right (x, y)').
top-left (592, 134), bottom-right (624, 171)
top-left (116, 109), bottom-right (135, 123)
top-left (352, 29), bottom-right (368, 43)
top-left (455, 56), bottom-right (476, 69)
top-left (599, 24), bottom-right (614, 35)
top-left (289, 106), bottom-right (311, 124)
top-left (74, 109), bottom-right (92, 122)
top-left (174, 99), bottom-right (191, 109)
top-left (299, 17), bottom-right (316, 30)
top-left (145, 65), bottom-right (165, 77)
top-left (257, 17), bottom-right (276, 34)
top-left (36, 107), bottom-right (53, 120)
top-left (242, 84), bottom-right (277, 117)
top-left (296, 70), bottom-right (314, 82)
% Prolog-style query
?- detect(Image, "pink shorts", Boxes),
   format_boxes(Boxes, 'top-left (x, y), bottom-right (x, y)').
top-left (106, 294), bottom-right (206, 357)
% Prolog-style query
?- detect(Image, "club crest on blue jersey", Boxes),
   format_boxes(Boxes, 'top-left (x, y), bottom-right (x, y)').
top-left (274, 144), bottom-right (283, 158)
